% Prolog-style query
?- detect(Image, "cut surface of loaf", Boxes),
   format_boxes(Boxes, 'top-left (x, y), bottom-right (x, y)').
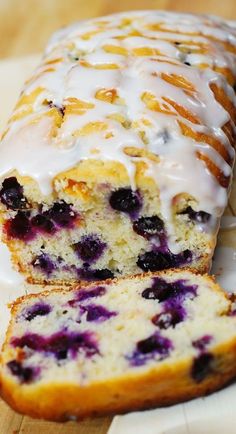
top-left (1, 269), bottom-right (236, 421)
top-left (0, 11), bottom-right (236, 283)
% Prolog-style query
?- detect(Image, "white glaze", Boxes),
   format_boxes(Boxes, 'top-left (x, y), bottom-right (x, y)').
top-left (0, 11), bottom-right (236, 249)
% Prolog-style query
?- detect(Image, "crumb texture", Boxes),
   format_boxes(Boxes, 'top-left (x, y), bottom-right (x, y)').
top-left (1, 270), bottom-right (236, 420)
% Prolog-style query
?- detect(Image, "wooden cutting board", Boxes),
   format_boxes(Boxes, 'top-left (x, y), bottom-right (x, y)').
top-left (0, 55), bottom-right (235, 434)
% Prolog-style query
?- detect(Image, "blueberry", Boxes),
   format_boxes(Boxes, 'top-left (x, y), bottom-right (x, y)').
top-left (76, 286), bottom-right (106, 302)
top-left (46, 333), bottom-right (71, 360)
top-left (192, 335), bottom-right (212, 351)
top-left (142, 279), bottom-right (172, 301)
top-left (142, 278), bottom-right (197, 302)
top-left (31, 214), bottom-right (56, 234)
top-left (32, 253), bottom-right (56, 276)
top-left (46, 331), bottom-right (98, 359)
top-left (152, 305), bottom-right (185, 329)
top-left (133, 216), bottom-right (164, 238)
top-left (24, 303), bottom-right (51, 321)
top-left (11, 331), bottom-right (98, 360)
top-left (191, 353), bottom-right (214, 383)
top-left (137, 249), bottom-right (192, 271)
top-left (180, 206), bottom-right (211, 224)
top-left (45, 200), bottom-right (77, 228)
top-left (137, 333), bottom-right (172, 356)
top-left (74, 234), bottom-right (106, 263)
top-left (11, 333), bottom-right (44, 351)
top-left (7, 360), bottom-right (35, 383)
top-left (7, 211), bottom-right (34, 241)
top-left (0, 177), bottom-right (28, 210)
top-left (83, 304), bottom-right (117, 322)
top-left (92, 269), bottom-right (114, 280)
top-left (137, 251), bottom-right (170, 271)
top-left (109, 188), bottom-right (142, 214)
top-left (79, 267), bottom-right (114, 281)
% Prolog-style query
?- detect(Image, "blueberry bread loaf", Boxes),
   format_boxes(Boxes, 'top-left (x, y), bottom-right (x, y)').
top-left (0, 11), bottom-right (235, 284)
top-left (1, 269), bottom-right (236, 421)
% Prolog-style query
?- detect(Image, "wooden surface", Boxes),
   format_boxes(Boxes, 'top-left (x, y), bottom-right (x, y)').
top-left (0, 0), bottom-right (236, 59)
top-left (0, 1), bottom-right (236, 433)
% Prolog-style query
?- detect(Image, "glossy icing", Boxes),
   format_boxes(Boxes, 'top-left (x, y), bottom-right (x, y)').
top-left (0, 11), bottom-right (235, 248)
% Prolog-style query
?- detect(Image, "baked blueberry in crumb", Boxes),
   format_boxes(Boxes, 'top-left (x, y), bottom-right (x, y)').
top-left (191, 353), bottom-right (214, 383)
top-left (31, 214), bottom-right (56, 234)
top-left (11, 333), bottom-right (44, 351)
top-left (133, 216), bottom-right (164, 238)
top-left (7, 360), bottom-right (36, 383)
top-left (152, 304), bottom-right (185, 329)
top-left (71, 286), bottom-right (106, 304)
top-left (24, 302), bottom-right (51, 321)
top-left (74, 234), bottom-right (106, 263)
top-left (142, 278), bottom-right (197, 302)
top-left (180, 206), bottom-right (211, 224)
top-left (45, 200), bottom-right (77, 228)
top-left (6, 211), bottom-right (34, 241)
top-left (82, 304), bottom-right (117, 322)
top-left (137, 249), bottom-right (192, 271)
top-left (192, 335), bottom-right (212, 351)
top-left (0, 177), bottom-right (28, 210)
top-left (32, 253), bottom-right (56, 276)
top-left (128, 332), bottom-right (173, 366)
top-left (78, 267), bottom-right (114, 281)
top-left (109, 188), bottom-right (142, 215)
top-left (11, 331), bottom-right (98, 360)
top-left (137, 251), bottom-right (170, 271)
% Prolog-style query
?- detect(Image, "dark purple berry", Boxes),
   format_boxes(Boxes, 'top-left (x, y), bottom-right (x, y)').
top-left (152, 305), bottom-right (185, 329)
top-left (0, 177), bottom-right (28, 210)
top-left (180, 206), bottom-right (211, 224)
top-left (192, 335), bottom-right (212, 351)
top-left (76, 286), bottom-right (106, 302)
top-left (11, 331), bottom-right (98, 360)
top-left (46, 331), bottom-right (98, 359)
top-left (142, 278), bottom-right (197, 302)
top-left (31, 214), bottom-right (56, 234)
top-left (32, 253), bottom-right (56, 276)
top-left (46, 334), bottom-right (71, 360)
top-left (137, 249), bottom-right (192, 272)
top-left (24, 303), bottom-right (51, 321)
top-left (92, 268), bottom-right (114, 280)
top-left (6, 211), bottom-right (34, 241)
top-left (133, 216), bottom-right (164, 238)
top-left (74, 234), bottom-right (106, 263)
top-left (83, 304), bottom-right (117, 322)
top-left (191, 353), bottom-right (214, 383)
top-left (11, 333), bottom-right (44, 350)
top-left (79, 267), bottom-right (114, 281)
top-left (7, 360), bottom-right (35, 383)
top-left (45, 200), bottom-right (77, 228)
top-left (142, 279), bottom-right (172, 301)
top-left (137, 251), bottom-right (170, 271)
top-left (137, 333), bottom-right (172, 356)
top-left (109, 188), bottom-right (142, 214)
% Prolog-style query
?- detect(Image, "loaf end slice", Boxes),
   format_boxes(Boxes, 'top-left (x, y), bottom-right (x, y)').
top-left (1, 269), bottom-right (236, 421)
